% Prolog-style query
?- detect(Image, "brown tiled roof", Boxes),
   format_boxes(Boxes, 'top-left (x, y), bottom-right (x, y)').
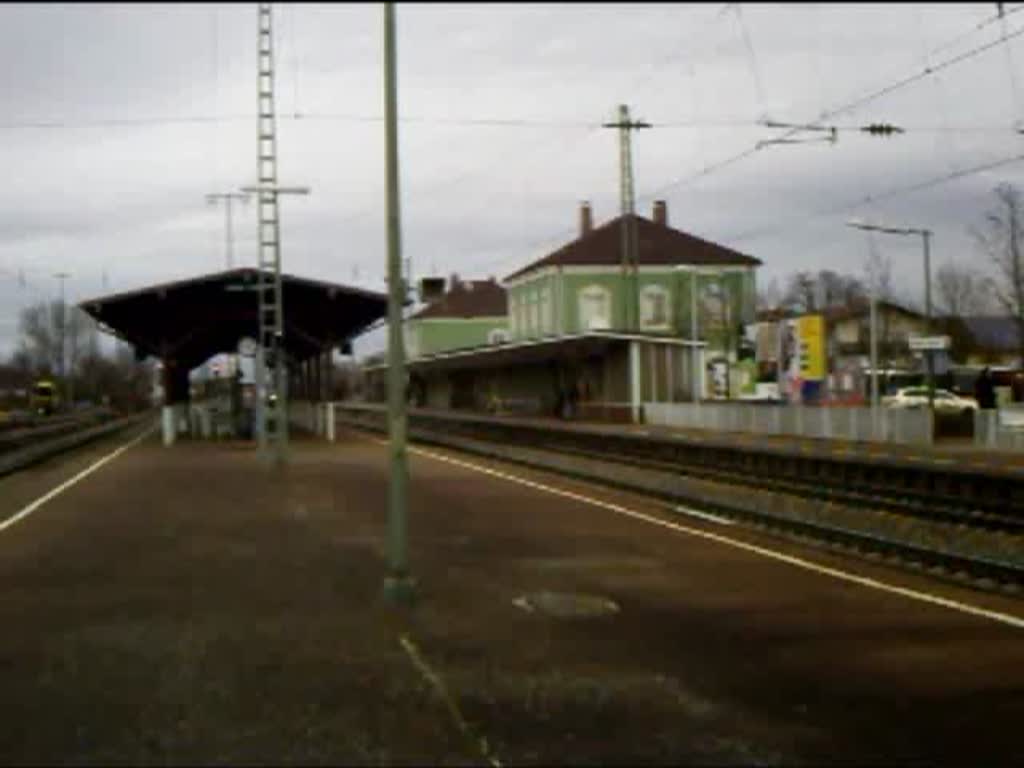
top-left (756, 299), bottom-right (924, 324)
top-left (410, 279), bottom-right (507, 320)
top-left (823, 298), bottom-right (923, 323)
top-left (504, 213), bottom-right (761, 282)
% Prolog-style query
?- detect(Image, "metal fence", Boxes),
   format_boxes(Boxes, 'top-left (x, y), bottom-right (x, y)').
top-left (643, 402), bottom-right (933, 445)
top-left (289, 400), bottom-right (328, 437)
top-left (186, 396), bottom-right (235, 440)
top-left (974, 407), bottom-right (1024, 451)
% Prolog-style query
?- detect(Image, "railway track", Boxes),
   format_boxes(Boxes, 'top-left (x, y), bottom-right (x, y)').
top-left (0, 411), bottom-right (151, 479)
top-left (0, 409), bottom-right (116, 453)
top-left (334, 404), bottom-right (1024, 593)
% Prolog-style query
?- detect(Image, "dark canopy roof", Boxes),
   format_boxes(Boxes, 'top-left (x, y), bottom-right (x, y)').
top-left (79, 267), bottom-right (387, 370)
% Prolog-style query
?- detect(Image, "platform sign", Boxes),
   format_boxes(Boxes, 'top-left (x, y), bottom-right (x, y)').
top-left (238, 337), bottom-right (258, 358)
top-left (908, 335), bottom-right (950, 352)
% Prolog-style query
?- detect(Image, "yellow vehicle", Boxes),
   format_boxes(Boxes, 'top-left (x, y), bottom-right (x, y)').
top-left (28, 380), bottom-right (60, 416)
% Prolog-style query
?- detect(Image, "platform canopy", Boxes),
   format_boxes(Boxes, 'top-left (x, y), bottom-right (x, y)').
top-left (79, 267), bottom-right (387, 371)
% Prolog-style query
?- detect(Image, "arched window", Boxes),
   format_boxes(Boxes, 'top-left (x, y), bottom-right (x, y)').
top-left (578, 284), bottom-right (611, 330)
top-left (640, 284), bottom-right (671, 329)
top-left (509, 294), bottom-right (520, 336)
top-left (405, 326), bottom-right (420, 359)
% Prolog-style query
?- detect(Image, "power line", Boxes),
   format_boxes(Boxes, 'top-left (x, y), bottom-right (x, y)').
top-left (614, 3), bottom-right (734, 104)
top-left (763, 4), bottom-right (1024, 134)
top-left (810, 19), bottom-right (1024, 128)
top-left (731, 4), bottom-right (766, 111)
top-left (722, 149), bottom-right (1024, 245)
top-left (7, 111), bottom-right (1022, 135)
top-left (330, 122), bottom-right (603, 238)
top-left (928, 2), bottom-right (1024, 59)
top-left (998, 2), bottom-right (1024, 126)
top-left (638, 17), bottom-right (1024, 205)
top-left (0, 112), bottom-right (602, 131)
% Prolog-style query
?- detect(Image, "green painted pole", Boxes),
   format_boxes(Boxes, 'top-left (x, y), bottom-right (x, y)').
top-left (383, 1), bottom-right (415, 604)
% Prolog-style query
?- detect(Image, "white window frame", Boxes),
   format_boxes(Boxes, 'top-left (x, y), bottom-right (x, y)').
top-left (539, 285), bottom-right (552, 333)
top-left (404, 325), bottom-right (420, 359)
top-left (509, 294), bottom-right (520, 337)
top-left (578, 284), bottom-right (611, 331)
top-left (640, 284), bottom-right (671, 330)
top-left (528, 287), bottom-right (539, 336)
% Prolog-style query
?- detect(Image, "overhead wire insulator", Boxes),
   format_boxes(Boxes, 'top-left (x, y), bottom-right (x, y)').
top-left (861, 123), bottom-right (905, 136)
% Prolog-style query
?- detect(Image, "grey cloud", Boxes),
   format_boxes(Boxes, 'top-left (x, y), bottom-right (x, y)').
top-left (2, 3), bottom-right (1024, 357)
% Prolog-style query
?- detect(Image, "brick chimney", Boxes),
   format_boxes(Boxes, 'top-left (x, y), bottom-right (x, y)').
top-left (579, 201), bottom-right (593, 237)
top-left (653, 200), bottom-right (668, 226)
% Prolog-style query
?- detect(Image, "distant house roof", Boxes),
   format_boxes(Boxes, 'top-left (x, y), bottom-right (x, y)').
top-left (823, 298), bottom-right (924, 323)
top-left (410, 278), bottom-right (507, 320)
top-left (755, 299), bottom-right (923, 324)
top-left (961, 316), bottom-right (1023, 351)
top-left (504, 212), bottom-right (760, 282)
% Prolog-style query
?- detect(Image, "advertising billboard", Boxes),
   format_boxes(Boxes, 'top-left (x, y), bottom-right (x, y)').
top-left (797, 315), bottom-right (826, 382)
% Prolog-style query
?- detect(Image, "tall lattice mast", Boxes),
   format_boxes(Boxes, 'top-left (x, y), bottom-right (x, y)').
top-left (256, 2), bottom-right (284, 456)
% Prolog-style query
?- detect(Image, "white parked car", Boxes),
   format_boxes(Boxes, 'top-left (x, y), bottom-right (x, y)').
top-left (882, 387), bottom-right (978, 415)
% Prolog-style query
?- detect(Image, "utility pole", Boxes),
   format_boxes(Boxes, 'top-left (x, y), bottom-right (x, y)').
top-left (206, 191), bottom-right (250, 269)
top-left (53, 272), bottom-right (71, 408)
top-left (383, 0), bottom-right (415, 605)
top-left (244, 3), bottom-right (310, 467)
top-left (603, 104), bottom-right (650, 331)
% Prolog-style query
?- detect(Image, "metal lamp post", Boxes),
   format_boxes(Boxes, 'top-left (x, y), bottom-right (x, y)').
top-left (847, 219), bottom-right (935, 424)
top-left (206, 191), bottom-right (251, 270)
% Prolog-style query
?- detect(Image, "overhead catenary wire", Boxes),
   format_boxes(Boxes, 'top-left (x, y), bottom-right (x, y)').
top-left (915, 5), bottom-right (960, 175)
top-left (4, 109), bottom-right (1024, 135)
top-left (768, 3), bottom-right (1024, 133)
top-left (731, 4), bottom-right (766, 113)
top-left (998, 3), bottom-right (1024, 127)
top-left (638, 16), bottom-right (1024, 205)
top-left (928, 2), bottom-right (1024, 60)
top-left (337, 7), bottom-right (1024, 294)
top-left (721, 149), bottom-right (1024, 245)
top-left (811, 18), bottom-right (1024, 128)
top-left (0, 113), bottom-right (602, 130)
top-left (613, 3), bottom-right (734, 106)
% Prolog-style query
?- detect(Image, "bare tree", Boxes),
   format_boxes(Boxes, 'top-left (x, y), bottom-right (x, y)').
top-left (932, 261), bottom-right (987, 363)
top-left (17, 299), bottom-right (102, 402)
top-left (18, 300), bottom-right (60, 375)
top-left (782, 271), bottom-right (817, 313)
top-left (817, 269), bottom-right (867, 308)
top-left (972, 182), bottom-right (1024, 363)
top-left (934, 261), bottom-right (985, 317)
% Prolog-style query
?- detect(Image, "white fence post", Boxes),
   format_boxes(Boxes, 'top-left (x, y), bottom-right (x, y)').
top-left (327, 402), bottom-right (336, 442)
top-left (162, 406), bottom-right (176, 446)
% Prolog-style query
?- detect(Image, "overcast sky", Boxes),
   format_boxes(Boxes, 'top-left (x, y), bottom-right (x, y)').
top-left (2, 2), bottom-right (1024, 359)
